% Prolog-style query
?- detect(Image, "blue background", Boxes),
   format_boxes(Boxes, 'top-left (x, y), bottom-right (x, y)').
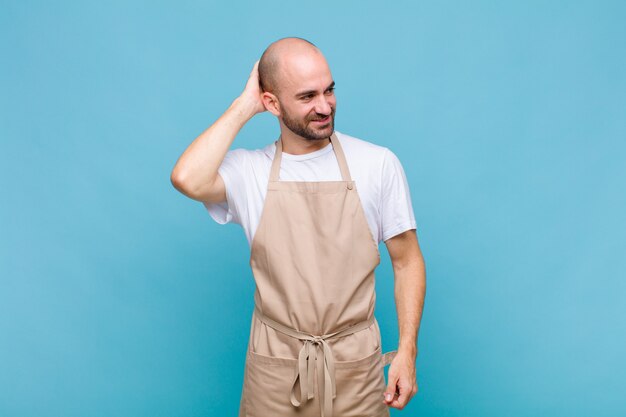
top-left (1, 1), bottom-right (625, 416)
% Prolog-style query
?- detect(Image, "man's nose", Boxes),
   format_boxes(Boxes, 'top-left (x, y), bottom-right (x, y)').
top-left (313, 95), bottom-right (332, 115)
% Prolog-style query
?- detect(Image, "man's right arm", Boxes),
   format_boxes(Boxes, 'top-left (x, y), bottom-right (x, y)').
top-left (170, 61), bottom-right (266, 204)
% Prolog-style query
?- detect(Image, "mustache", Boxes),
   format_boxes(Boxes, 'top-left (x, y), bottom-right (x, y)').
top-left (310, 113), bottom-right (333, 121)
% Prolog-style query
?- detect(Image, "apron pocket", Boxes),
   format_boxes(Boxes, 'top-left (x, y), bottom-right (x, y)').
top-left (333, 345), bottom-right (389, 417)
top-left (243, 349), bottom-right (319, 417)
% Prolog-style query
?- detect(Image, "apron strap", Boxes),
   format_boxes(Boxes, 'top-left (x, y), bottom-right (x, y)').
top-left (269, 132), bottom-right (353, 183)
top-left (382, 350), bottom-right (398, 366)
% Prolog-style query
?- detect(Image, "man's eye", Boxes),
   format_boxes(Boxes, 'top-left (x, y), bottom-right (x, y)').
top-left (301, 88), bottom-right (334, 100)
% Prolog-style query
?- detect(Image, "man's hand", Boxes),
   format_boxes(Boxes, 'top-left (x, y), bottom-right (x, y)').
top-left (383, 349), bottom-right (418, 409)
top-left (237, 60), bottom-right (267, 117)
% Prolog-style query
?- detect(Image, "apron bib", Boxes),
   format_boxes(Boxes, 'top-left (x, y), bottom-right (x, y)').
top-left (239, 132), bottom-right (397, 417)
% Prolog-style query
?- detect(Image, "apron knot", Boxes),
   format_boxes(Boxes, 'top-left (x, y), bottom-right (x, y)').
top-left (253, 305), bottom-right (375, 417)
top-left (289, 335), bottom-right (336, 417)
top-left (311, 336), bottom-right (324, 345)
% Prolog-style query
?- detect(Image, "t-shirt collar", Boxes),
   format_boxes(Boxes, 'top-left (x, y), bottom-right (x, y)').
top-left (264, 131), bottom-right (339, 161)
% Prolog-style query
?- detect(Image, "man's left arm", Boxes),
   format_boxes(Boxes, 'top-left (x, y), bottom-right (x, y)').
top-left (382, 228), bottom-right (426, 410)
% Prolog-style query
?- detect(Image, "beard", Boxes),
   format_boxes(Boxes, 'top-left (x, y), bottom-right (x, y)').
top-left (281, 105), bottom-right (336, 141)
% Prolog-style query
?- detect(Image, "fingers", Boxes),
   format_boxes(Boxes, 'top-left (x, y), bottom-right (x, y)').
top-left (249, 60), bottom-right (259, 78)
top-left (389, 381), bottom-right (411, 409)
top-left (251, 60), bottom-right (259, 74)
top-left (383, 376), bottom-right (417, 410)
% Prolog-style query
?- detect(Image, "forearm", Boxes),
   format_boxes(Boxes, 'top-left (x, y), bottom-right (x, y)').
top-left (171, 96), bottom-right (257, 196)
top-left (393, 254), bottom-right (426, 357)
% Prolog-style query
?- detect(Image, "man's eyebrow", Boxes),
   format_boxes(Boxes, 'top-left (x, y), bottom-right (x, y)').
top-left (295, 81), bottom-right (336, 97)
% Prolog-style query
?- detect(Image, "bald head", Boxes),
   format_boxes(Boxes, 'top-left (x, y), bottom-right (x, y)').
top-left (258, 37), bottom-right (323, 97)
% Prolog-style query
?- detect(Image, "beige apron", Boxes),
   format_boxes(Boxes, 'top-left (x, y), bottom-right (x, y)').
top-left (239, 132), bottom-right (398, 417)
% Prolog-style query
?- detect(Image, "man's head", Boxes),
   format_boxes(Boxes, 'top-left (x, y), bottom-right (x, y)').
top-left (258, 37), bottom-right (336, 141)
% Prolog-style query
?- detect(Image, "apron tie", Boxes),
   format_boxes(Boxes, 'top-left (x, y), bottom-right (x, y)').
top-left (254, 304), bottom-right (375, 417)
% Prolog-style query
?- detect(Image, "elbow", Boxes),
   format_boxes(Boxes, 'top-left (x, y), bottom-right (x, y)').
top-left (170, 169), bottom-right (191, 194)
top-left (170, 169), bottom-right (216, 201)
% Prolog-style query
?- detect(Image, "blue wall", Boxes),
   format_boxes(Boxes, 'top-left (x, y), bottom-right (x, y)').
top-left (1, 1), bottom-right (625, 416)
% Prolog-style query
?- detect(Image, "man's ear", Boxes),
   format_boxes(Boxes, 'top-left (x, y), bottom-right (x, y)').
top-left (261, 92), bottom-right (281, 117)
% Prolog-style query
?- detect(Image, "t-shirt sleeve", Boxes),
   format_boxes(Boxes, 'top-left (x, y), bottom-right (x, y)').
top-left (379, 148), bottom-right (417, 242)
top-left (202, 148), bottom-right (247, 225)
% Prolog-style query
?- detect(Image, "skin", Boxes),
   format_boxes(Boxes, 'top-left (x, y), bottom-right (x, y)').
top-left (170, 37), bottom-right (426, 411)
top-left (382, 228), bottom-right (425, 409)
top-left (258, 40), bottom-right (337, 153)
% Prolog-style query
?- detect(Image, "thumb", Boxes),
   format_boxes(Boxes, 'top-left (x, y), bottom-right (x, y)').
top-left (383, 373), bottom-right (399, 403)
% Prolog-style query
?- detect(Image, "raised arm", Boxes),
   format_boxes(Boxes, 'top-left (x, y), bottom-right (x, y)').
top-left (170, 60), bottom-right (266, 204)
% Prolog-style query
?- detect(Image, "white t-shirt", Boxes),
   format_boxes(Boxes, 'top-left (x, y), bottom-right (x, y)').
top-left (203, 130), bottom-right (417, 248)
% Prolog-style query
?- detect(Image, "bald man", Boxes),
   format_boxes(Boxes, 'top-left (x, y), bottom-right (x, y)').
top-left (171, 37), bottom-right (425, 416)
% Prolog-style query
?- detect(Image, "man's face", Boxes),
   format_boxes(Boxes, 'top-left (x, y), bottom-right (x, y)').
top-left (276, 53), bottom-right (337, 141)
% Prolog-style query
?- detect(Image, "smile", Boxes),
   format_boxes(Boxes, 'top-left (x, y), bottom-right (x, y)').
top-left (312, 115), bottom-right (331, 124)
